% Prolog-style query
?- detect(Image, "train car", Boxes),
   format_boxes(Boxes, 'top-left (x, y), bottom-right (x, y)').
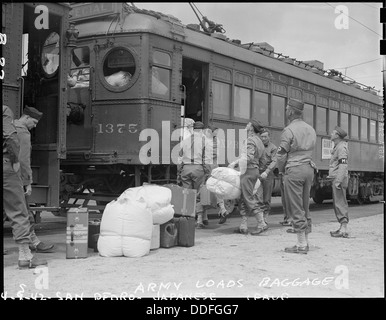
top-left (2, 2), bottom-right (72, 218)
top-left (28, 3), bottom-right (383, 214)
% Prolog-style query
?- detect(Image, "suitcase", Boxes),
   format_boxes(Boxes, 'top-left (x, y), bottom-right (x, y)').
top-left (66, 208), bottom-right (88, 259)
top-left (163, 184), bottom-right (197, 218)
top-left (174, 216), bottom-right (195, 247)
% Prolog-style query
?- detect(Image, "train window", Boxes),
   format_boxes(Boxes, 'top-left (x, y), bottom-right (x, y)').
top-left (361, 117), bottom-right (368, 141)
top-left (213, 80), bottom-right (231, 117)
top-left (102, 48), bottom-right (136, 90)
top-left (370, 120), bottom-right (376, 142)
top-left (41, 32), bottom-right (60, 77)
top-left (234, 86), bottom-right (251, 119)
top-left (329, 110), bottom-right (338, 133)
top-left (340, 113), bottom-right (349, 138)
top-left (316, 107), bottom-right (327, 134)
top-left (151, 51), bottom-right (171, 99)
top-left (303, 103), bottom-right (314, 126)
top-left (351, 115), bottom-right (359, 139)
top-left (153, 51), bottom-right (171, 67)
top-left (253, 91), bottom-right (269, 125)
top-left (68, 47), bottom-right (90, 89)
top-left (271, 96), bottom-right (285, 127)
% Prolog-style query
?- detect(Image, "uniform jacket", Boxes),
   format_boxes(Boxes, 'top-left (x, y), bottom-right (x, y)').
top-left (260, 141), bottom-right (278, 174)
top-left (14, 119), bottom-right (33, 186)
top-left (239, 132), bottom-right (265, 170)
top-left (328, 140), bottom-right (349, 183)
top-left (179, 130), bottom-right (213, 175)
top-left (276, 118), bottom-right (316, 172)
top-left (2, 105), bottom-right (20, 163)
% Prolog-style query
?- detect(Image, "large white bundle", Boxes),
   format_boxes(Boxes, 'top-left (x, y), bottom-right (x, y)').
top-left (105, 71), bottom-right (131, 87)
top-left (118, 185), bottom-right (174, 225)
top-left (97, 197), bottom-right (153, 257)
top-left (206, 167), bottom-right (241, 200)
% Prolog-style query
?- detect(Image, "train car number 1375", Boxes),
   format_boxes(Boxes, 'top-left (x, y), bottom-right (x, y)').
top-left (96, 123), bottom-right (138, 134)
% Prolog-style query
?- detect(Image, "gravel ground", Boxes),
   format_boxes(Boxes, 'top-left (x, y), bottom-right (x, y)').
top-left (3, 212), bottom-right (383, 299)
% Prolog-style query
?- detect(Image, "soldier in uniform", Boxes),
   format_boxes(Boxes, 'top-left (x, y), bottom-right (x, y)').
top-left (3, 105), bottom-right (47, 268)
top-left (276, 99), bottom-right (316, 254)
top-left (179, 121), bottom-right (213, 228)
top-left (15, 106), bottom-right (55, 252)
top-left (328, 126), bottom-right (350, 238)
top-left (259, 128), bottom-right (277, 225)
top-left (229, 120), bottom-right (266, 235)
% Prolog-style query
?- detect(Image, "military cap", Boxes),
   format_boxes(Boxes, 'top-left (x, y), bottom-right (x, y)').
top-left (193, 121), bottom-right (204, 129)
top-left (334, 126), bottom-right (347, 139)
top-left (250, 119), bottom-right (264, 133)
top-left (23, 106), bottom-right (43, 121)
top-left (288, 99), bottom-right (304, 111)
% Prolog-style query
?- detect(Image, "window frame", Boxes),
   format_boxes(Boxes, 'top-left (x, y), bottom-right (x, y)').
top-left (99, 45), bottom-right (140, 93)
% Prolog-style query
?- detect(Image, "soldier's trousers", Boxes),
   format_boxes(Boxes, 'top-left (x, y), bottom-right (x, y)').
top-left (239, 168), bottom-right (264, 216)
top-left (3, 159), bottom-right (32, 244)
top-left (283, 163), bottom-right (314, 233)
top-left (180, 164), bottom-right (206, 214)
top-left (261, 172), bottom-right (274, 218)
top-left (280, 174), bottom-right (289, 221)
top-left (332, 176), bottom-right (349, 224)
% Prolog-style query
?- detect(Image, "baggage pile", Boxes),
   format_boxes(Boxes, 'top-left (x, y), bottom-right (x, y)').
top-left (96, 184), bottom-right (197, 258)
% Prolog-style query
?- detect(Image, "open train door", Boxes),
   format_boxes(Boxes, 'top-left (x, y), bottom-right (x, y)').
top-left (5, 3), bottom-right (72, 214)
top-left (182, 58), bottom-right (209, 126)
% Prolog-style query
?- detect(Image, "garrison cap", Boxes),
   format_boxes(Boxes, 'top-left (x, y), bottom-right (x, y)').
top-left (193, 121), bottom-right (205, 129)
top-left (23, 106), bottom-right (43, 121)
top-left (334, 126), bottom-right (347, 139)
top-left (250, 119), bottom-right (264, 133)
top-left (288, 99), bottom-right (304, 111)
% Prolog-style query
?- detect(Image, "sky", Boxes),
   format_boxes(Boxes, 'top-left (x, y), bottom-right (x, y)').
top-left (136, 2), bottom-right (383, 97)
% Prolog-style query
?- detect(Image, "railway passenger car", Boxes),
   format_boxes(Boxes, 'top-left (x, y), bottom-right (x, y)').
top-left (5, 3), bottom-right (382, 215)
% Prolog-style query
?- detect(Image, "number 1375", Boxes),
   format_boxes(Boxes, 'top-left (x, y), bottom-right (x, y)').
top-left (97, 123), bottom-right (138, 134)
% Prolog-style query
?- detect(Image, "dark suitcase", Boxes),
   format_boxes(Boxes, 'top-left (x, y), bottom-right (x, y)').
top-left (163, 184), bottom-right (196, 218)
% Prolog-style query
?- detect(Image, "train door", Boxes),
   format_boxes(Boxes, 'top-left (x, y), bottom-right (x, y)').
top-left (3, 3), bottom-right (71, 210)
top-left (182, 58), bottom-right (209, 126)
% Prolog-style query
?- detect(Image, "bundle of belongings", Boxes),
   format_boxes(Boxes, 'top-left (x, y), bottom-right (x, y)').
top-left (105, 71), bottom-right (132, 87)
top-left (97, 184), bottom-right (174, 257)
top-left (206, 167), bottom-right (261, 199)
top-left (206, 167), bottom-right (241, 200)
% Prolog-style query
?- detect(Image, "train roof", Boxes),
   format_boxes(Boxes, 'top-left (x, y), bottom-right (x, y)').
top-left (70, 3), bottom-right (382, 108)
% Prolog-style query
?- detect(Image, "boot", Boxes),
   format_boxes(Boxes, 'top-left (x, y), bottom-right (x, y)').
top-left (284, 231), bottom-right (308, 254)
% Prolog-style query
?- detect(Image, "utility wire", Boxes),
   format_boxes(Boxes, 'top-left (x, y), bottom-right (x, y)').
top-left (334, 58), bottom-right (382, 70)
top-left (325, 3), bottom-right (382, 37)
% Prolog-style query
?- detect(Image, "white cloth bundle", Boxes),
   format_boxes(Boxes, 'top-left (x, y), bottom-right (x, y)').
top-left (97, 197), bottom-right (153, 257)
top-left (206, 167), bottom-right (241, 200)
top-left (118, 185), bottom-right (174, 225)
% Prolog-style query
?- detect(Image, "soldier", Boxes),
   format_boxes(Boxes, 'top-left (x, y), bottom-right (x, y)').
top-left (259, 128), bottom-right (277, 225)
top-left (3, 105), bottom-right (47, 268)
top-left (179, 121), bottom-right (213, 228)
top-left (276, 99), bottom-right (316, 254)
top-left (328, 126), bottom-right (350, 238)
top-left (15, 106), bottom-right (55, 252)
top-left (229, 120), bottom-right (266, 235)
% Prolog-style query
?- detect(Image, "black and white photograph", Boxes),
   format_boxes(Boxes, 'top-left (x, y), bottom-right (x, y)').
top-left (2, 2), bottom-right (384, 306)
